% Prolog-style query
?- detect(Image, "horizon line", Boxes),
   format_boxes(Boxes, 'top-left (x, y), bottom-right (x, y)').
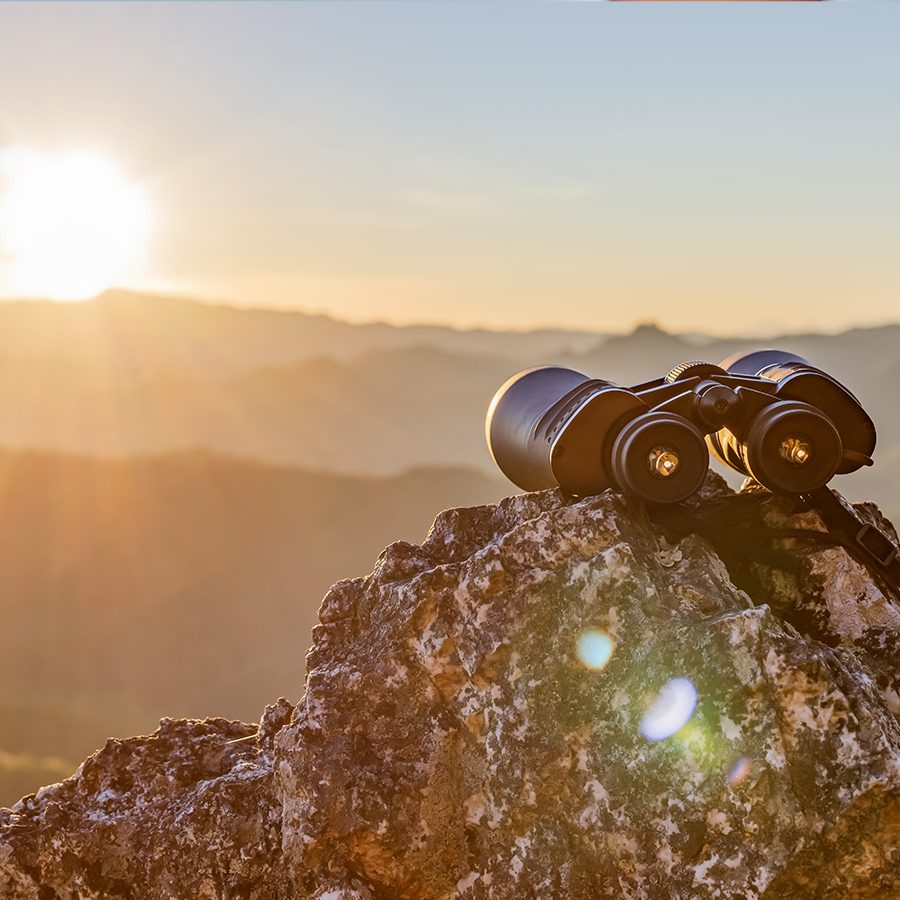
top-left (0, 286), bottom-right (898, 343)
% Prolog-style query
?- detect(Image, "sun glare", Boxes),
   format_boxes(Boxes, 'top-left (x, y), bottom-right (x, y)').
top-left (0, 148), bottom-right (152, 300)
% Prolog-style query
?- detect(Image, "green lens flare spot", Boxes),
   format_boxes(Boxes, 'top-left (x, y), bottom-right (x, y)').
top-left (576, 629), bottom-right (616, 671)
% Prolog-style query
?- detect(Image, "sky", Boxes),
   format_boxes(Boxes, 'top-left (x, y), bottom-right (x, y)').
top-left (0, 2), bottom-right (899, 334)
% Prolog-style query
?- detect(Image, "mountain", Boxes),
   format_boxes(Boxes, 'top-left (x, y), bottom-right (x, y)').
top-left (0, 294), bottom-right (895, 517)
top-left (0, 289), bottom-right (603, 378)
top-left (0, 449), bottom-right (505, 807)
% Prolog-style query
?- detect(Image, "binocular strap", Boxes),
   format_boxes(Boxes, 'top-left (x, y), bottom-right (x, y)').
top-left (649, 488), bottom-right (900, 608)
top-left (801, 487), bottom-right (900, 600)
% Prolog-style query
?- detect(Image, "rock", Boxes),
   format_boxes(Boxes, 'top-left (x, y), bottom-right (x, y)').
top-left (2, 475), bottom-right (899, 898)
top-left (0, 716), bottom-right (281, 899)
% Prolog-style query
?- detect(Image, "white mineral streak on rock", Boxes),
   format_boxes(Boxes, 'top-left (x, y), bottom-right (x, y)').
top-left (707, 808), bottom-right (733, 834)
top-left (654, 814), bottom-right (679, 836)
top-left (464, 791), bottom-right (486, 825)
top-left (510, 835), bottom-right (530, 877)
top-left (764, 654), bottom-right (848, 738)
top-left (811, 546), bottom-right (900, 641)
top-left (886, 686), bottom-right (900, 716)
top-left (720, 715), bottom-right (743, 742)
top-left (692, 852), bottom-right (721, 886)
top-left (453, 870), bottom-right (481, 893)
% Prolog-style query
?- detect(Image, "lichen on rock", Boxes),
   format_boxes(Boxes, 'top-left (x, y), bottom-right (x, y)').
top-left (2, 475), bottom-right (899, 898)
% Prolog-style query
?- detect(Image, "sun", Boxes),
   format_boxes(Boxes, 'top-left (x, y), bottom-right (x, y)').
top-left (0, 148), bottom-right (153, 300)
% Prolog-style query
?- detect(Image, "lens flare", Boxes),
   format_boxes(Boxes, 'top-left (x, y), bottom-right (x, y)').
top-left (639, 677), bottom-right (698, 741)
top-left (576, 629), bottom-right (616, 671)
top-left (726, 755), bottom-right (753, 787)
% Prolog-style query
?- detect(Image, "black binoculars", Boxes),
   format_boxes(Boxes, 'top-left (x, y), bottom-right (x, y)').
top-left (486, 350), bottom-right (876, 504)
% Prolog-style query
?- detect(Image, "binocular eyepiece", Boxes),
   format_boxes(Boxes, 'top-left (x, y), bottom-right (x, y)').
top-left (485, 350), bottom-right (876, 504)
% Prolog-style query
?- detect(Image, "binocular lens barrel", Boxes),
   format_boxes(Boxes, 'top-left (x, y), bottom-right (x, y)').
top-left (716, 348), bottom-right (810, 379)
top-left (486, 366), bottom-right (592, 492)
top-left (708, 400), bottom-right (843, 494)
top-left (486, 366), bottom-right (710, 503)
top-left (712, 348), bottom-right (876, 479)
top-left (608, 412), bottom-right (709, 504)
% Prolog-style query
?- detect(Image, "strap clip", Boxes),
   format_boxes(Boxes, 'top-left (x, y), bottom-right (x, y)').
top-left (854, 523), bottom-right (898, 568)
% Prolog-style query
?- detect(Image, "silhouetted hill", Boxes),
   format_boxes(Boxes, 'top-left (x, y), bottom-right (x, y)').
top-left (0, 449), bottom-right (505, 806)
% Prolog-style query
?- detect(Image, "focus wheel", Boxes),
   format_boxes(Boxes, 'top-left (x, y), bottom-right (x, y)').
top-left (664, 361), bottom-right (728, 384)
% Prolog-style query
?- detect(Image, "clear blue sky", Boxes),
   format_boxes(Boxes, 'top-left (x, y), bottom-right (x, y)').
top-left (1, 2), bottom-right (899, 334)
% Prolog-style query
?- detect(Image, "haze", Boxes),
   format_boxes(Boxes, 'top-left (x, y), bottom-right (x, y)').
top-left (2, 3), bottom-right (899, 333)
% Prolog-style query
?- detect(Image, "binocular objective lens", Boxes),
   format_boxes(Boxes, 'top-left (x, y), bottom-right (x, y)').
top-left (779, 435), bottom-right (813, 467)
top-left (742, 402), bottom-right (842, 494)
top-left (648, 447), bottom-right (680, 479)
top-left (610, 413), bottom-right (709, 504)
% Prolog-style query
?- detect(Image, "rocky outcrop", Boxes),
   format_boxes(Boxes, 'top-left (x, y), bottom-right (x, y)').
top-left (2, 476), bottom-right (899, 898)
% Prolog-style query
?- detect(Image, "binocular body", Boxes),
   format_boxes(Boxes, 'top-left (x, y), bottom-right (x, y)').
top-left (486, 350), bottom-right (876, 504)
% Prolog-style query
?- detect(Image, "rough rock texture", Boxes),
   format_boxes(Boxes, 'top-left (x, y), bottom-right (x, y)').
top-left (2, 475), bottom-right (899, 899)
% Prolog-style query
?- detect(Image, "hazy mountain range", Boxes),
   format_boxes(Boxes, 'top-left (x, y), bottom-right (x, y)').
top-left (0, 289), bottom-right (602, 373)
top-left (0, 290), bottom-right (896, 507)
top-left (0, 290), bottom-right (897, 805)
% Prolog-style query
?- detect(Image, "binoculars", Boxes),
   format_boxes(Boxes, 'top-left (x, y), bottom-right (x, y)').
top-left (486, 350), bottom-right (876, 504)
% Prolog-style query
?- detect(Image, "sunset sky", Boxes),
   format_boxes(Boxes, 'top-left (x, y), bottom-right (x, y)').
top-left (1, 2), bottom-right (898, 334)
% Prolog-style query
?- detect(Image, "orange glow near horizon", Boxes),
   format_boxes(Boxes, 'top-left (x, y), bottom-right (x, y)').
top-left (0, 148), bottom-right (153, 301)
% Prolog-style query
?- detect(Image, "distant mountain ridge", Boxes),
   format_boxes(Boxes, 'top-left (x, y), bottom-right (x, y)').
top-left (0, 289), bottom-right (607, 374)
top-left (0, 290), bottom-right (896, 514)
